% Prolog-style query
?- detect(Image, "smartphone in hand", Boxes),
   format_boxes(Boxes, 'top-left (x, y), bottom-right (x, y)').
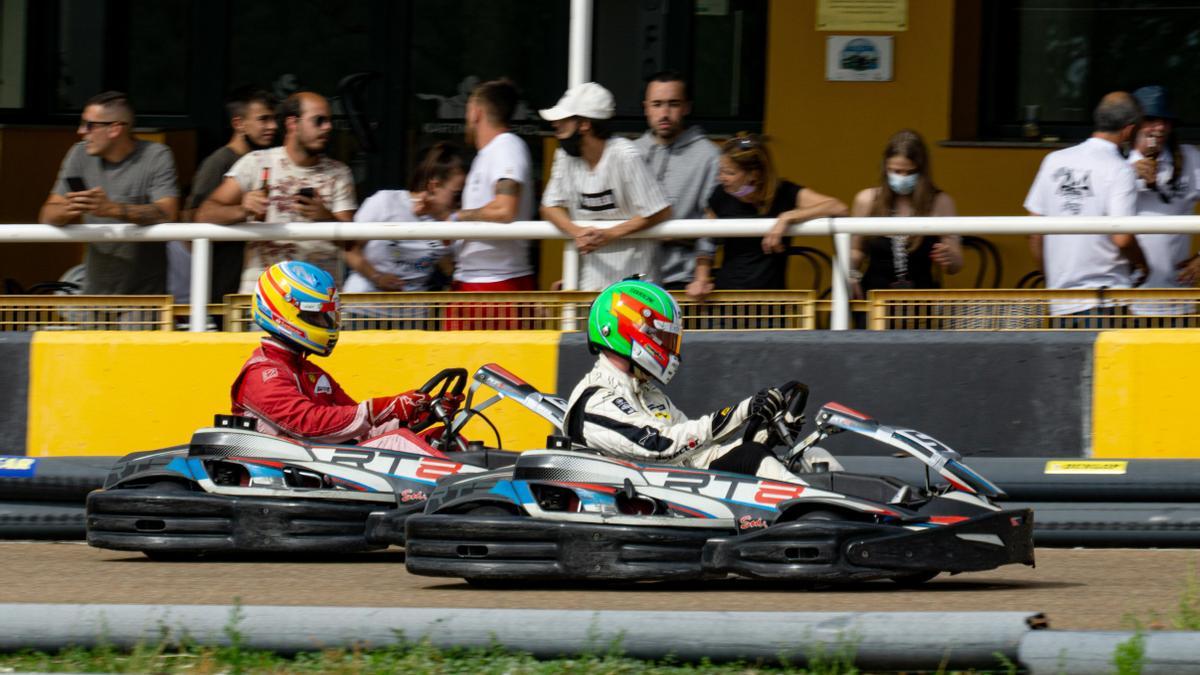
top-left (297, 187), bottom-right (315, 199)
top-left (66, 176), bottom-right (88, 192)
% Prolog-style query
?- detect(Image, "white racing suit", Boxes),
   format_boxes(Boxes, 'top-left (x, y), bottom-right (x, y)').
top-left (563, 357), bottom-right (836, 481)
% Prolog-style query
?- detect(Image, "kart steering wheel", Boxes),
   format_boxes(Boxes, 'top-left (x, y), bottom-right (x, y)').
top-left (773, 382), bottom-right (809, 448)
top-left (409, 368), bottom-right (468, 437)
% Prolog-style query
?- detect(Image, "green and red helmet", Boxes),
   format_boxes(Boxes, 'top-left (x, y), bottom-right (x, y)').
top-left (587, 279), bottom-right (683, 384)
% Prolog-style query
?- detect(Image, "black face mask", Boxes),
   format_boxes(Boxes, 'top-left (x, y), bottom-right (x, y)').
top-left (559, 129), bottom-right (583, 157)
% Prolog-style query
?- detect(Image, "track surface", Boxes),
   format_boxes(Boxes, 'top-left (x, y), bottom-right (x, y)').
top-left (1, 543), bottom-right (1195, 630)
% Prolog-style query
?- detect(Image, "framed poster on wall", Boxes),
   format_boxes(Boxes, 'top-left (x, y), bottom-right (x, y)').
top-left (825, 35), bottom-right (893, 82)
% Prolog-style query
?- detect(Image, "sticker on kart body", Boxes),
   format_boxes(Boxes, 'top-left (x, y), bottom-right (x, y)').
top-left (0, 456), bottom-right (37, 477)
top-left (1044, 460), bottom-right (1128, 475)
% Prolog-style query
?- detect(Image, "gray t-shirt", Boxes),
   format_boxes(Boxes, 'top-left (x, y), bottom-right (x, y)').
top-left (53, 140), bottom-right (180, 294)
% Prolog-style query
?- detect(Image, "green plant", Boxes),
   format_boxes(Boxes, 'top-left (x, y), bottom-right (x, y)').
top-left (1112, 629), bottom-right (1145, 675)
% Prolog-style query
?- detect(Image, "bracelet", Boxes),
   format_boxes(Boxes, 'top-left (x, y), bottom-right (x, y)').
top-left (847, 269), bottom-right (863, 282)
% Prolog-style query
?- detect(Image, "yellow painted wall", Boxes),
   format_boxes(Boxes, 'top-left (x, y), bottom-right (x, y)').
top-left (27, 331), bottom-right (559, 457)
top-left (1092, 330), bottom-right (1200, 458)
top-left (764, 0), bottom-right (1050, 288)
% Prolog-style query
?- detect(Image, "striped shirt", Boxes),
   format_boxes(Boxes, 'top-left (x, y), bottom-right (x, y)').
top-left (542, 137), bottom-right (671, 290)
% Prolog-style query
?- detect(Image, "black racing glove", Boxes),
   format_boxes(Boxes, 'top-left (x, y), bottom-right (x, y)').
top-left (749, 386), bottom-right (786, 424)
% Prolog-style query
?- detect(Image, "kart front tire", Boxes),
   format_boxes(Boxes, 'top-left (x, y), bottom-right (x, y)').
top-left (890, 571), bottom-right (939, 586)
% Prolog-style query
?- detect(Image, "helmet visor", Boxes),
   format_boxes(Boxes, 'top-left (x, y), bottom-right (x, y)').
top-left (656, 326), bottom-right (681, 357)
top-left (299, 309), bottom-right (339, 330)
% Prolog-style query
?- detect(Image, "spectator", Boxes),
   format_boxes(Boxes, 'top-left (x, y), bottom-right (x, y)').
top-left (453, 78), bottom-right (536, 292)
top-left (343, 142), bottom-right (465, 293)
top-left (170, 86), bottom-right (278, 305)
top-left (633, 71), bottom-right (720, 299)
top-left (39, 91), bottom-right (180, 294)
top-left (197, 92), bottom-right (357, 293)
top-left (540, 82), bottom-right (672, 290)
top-left (1126, 86), bottom-right (1200, 322)
top-left (445, 79), bottom-right (536, 330)
top-left (1024, 92), bottom-right (1148, 327)
top-left (701, 134), bottom-right (846, 292)
top-left (848, 129), bottom-right (962, 298)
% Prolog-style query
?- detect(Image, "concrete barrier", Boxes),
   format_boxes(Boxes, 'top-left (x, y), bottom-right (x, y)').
top-left (559, 332), bottom-right (1095, 457)
top-left (0, 335), bottom-right (30, 457)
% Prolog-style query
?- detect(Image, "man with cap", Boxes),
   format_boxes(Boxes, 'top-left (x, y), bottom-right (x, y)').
top-left (539, 82), bottom-right (673, 290)
top-left (1024, 91), bottom-right (1149, 327)
top-left (1127, 85), bottom-right (1200, 321)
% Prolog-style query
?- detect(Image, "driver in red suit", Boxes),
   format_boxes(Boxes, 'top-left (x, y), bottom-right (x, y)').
top-left (232, 261), bottom-right (457, 444)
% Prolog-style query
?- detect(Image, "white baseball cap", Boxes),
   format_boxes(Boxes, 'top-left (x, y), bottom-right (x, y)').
top-left (538, 82), bottom-right (615, 121)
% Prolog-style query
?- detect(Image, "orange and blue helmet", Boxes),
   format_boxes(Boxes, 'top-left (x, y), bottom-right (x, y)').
top-left (253, 261), bottom-right (341, 356)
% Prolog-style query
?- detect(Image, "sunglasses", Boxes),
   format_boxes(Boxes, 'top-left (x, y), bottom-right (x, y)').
top-left (78, 120), bottom-right (126, 132)
top-left (307, 115), bottom-right (332, 126)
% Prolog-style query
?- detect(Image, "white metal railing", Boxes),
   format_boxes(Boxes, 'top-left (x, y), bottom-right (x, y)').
top-left (6, 215), bottom-right (1200, 331)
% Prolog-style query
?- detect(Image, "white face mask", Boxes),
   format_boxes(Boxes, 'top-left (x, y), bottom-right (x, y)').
top-left (887, 172), bottom-right (919, 195)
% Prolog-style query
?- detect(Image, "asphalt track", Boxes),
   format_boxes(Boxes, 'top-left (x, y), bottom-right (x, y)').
top-left (0, 543), bottom-right (1195, 631)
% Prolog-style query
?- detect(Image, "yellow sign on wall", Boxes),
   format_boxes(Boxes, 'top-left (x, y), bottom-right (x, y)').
top-left (817, 0), bottom-right (907, 32)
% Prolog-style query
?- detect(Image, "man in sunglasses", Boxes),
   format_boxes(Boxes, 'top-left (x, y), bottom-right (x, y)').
top-left (198, 91), bottom-right (357, 293)
top-left (39, 91), bottom-right (180, 294)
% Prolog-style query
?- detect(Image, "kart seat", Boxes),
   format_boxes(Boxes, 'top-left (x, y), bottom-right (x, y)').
top-left (797, 471), bottom-right (912, 504)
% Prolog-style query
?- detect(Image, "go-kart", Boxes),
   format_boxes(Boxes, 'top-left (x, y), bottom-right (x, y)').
top-left (402, 385), bottom-right (1036, 585)
top-left (86, 364), bottom-right (566, 559)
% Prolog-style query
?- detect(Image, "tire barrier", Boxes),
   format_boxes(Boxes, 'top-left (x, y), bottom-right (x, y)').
top-left (0, 456), bottom-right (115, 540)
top-left (0, 604), bottom-right (1045, 670)
top-left (0, 501), bottom-right (86, 539)
top-left (837, 457), bottom-right (1200, 502)
top-left (1011, 502), bottom-right (1200, 548)
top-left (0, 456), bottom-right (115, 502)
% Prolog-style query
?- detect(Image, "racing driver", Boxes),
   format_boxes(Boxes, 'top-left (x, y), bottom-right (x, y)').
top-left (563, 278), bottom-right (840, 480)
top-left (232, 260), bottom-right (456, 444)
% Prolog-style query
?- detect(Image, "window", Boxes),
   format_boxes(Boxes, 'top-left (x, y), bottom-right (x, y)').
top-left (0, 0), bottom-right (26, 108)
top-left (979, 1), bottom-right (1200, 140)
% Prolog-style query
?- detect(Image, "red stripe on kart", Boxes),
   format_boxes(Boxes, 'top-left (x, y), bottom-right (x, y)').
top-left (483, 363), bottom-right (528, 386)
top-left (667, 502), bottom-right (711, 518)
top-left (823, 402), bottom-right (873, 420)
top-left (559, 481), bottom-right (618, 494)
top-left (944, 475), bottom-right (975, 493)
top-left (230, 457), bottom-right (284, 468)
top-left (330, 477), bottom-right (367, 491)
top-left (929, 515), bottom-right (969, 524)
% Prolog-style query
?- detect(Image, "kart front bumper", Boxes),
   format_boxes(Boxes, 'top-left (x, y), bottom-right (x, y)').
top-left (86, 487), bottom-right (394, 555)
top-left (703, 508), bottom-right (1035, 580)
top-left (403, 509), bottom-right (1034, 583)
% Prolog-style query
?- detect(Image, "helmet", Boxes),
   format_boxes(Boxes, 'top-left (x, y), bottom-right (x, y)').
top-left (587, 279), bottom-right (682, 384)
top-left (253, 261), bottom-right (341, 356)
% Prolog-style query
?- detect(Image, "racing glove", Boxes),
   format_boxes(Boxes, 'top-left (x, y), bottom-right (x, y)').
top-left (749, 386), bottom-right (786, 424)
top-left (368, 390), bottom-right (431, 426)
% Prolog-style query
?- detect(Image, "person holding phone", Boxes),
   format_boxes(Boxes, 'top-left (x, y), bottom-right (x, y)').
top-left (39, 91), bottom-right (180, 294)
top-left (197, 92), bottom-right (357, 292)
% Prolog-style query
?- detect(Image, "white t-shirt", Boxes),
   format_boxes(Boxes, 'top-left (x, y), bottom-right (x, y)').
top-left (453, 132), bottom-right (534, 283)
top-left (342, 190), bottom-right (449, 292)
top-left (1126, 145), bottom-right (1200, 315)
top-left (226, 147), bottom-right (358, 292)
top-left (1023, 137), bottom-right (1137, 314)
top-left (541, 137), bottom-right (671, 290)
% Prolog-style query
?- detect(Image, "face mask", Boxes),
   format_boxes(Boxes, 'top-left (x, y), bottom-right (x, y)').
top-left (559, 130), bottom-right (583, 157)
top-left (731, 183), bottom-right (756, 198)
top-left (887, 172), bottom-right (919, 195)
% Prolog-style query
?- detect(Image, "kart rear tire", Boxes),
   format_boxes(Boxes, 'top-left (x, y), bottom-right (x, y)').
top-left (466, 504), bottom-right (518, 516)
top-left (890, 571), bottom-right (939, 586)
top-left (142, 550), bottom-right (203, 562)
top-left (797, 509), bottom-right (843, 522)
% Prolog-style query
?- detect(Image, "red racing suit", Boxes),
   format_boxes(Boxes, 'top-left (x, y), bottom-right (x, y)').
top-left (232, 338), bottom-right (400, 443)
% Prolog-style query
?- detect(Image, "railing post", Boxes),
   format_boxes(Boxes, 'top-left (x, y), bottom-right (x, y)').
top-left (561, 243), bottom-right (581, 330)
top-left (831, 231), bottom-right (852, 330)
top-left (189, 238), bottom-right (211, 332)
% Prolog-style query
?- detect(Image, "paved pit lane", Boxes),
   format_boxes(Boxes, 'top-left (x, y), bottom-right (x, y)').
top-left (0, 543), bottom-right (1194, 630)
